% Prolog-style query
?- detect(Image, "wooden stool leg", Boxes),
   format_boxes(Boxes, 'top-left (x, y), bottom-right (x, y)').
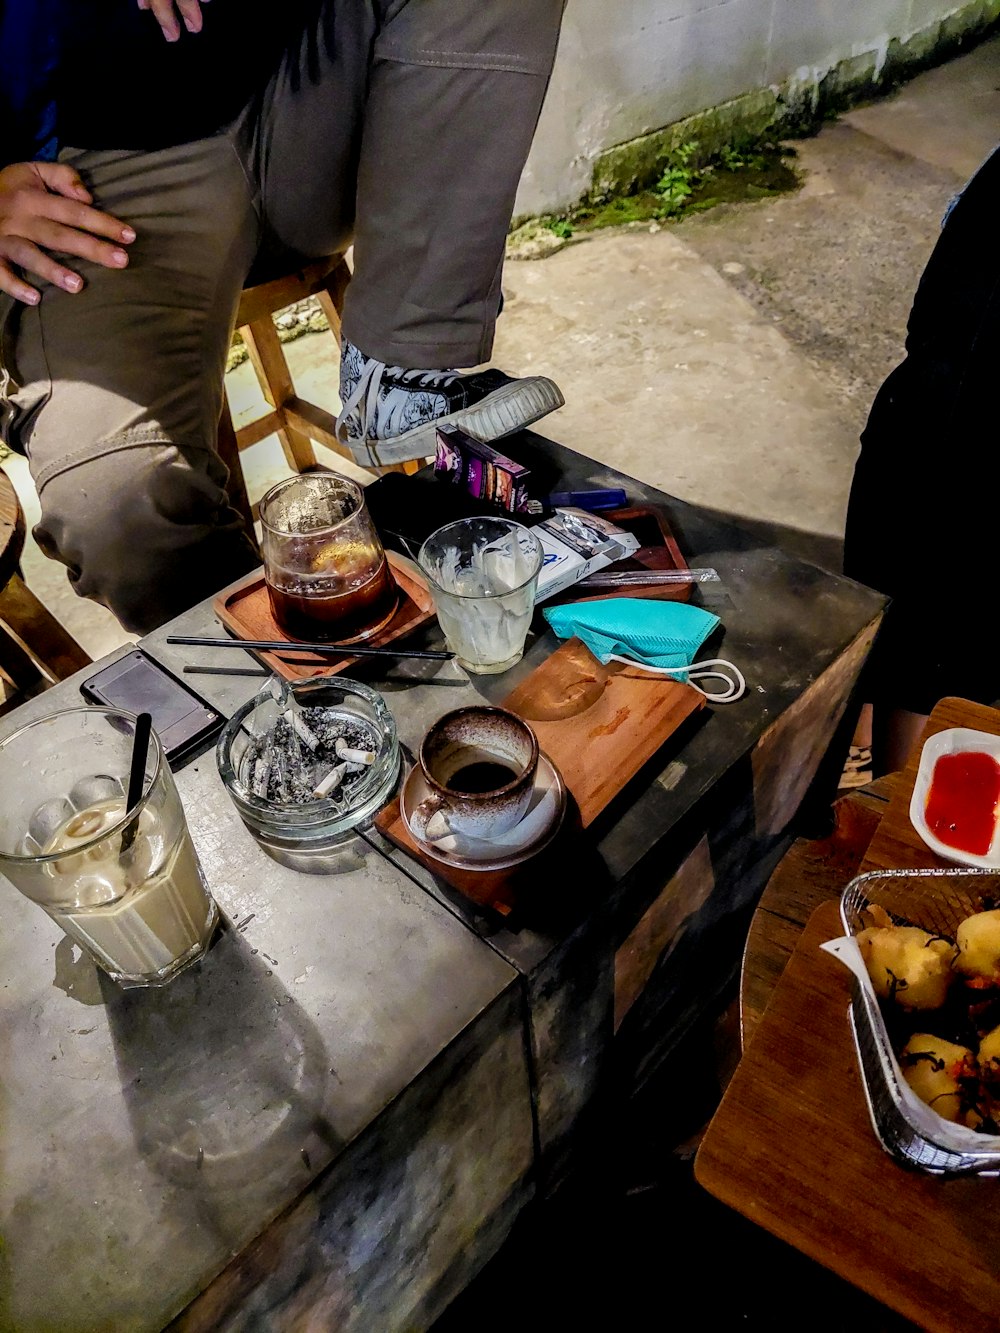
top-left (217, 400), bottom-right (258, 538)
top-left (315, 258), bottom-right (351, 347)
top-left (0, 623), bottom-right (45, 692)
top-left (242, 317), bottom-right (317, 474)
top-left (0, 574), bottom-right (91, 682)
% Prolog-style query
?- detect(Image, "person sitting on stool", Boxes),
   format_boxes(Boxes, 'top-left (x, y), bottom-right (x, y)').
top-left (0, 0), bottom-right (566, 633)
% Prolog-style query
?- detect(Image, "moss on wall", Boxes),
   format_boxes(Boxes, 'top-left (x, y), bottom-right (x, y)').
top-left (584, 0), bottom-right (1000, 207)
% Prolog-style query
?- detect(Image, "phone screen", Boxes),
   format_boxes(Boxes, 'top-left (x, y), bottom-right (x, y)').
top-left (80, 650), bottom-right (224, 763)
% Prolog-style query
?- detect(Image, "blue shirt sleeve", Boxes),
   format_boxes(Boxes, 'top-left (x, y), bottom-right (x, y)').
top-left (0, 0), bottom-right (63, 164)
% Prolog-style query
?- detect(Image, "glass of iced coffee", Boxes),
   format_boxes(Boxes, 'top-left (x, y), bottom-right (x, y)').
top-left (259, 472), bottom-right (398, 643)
top-left (0, 708), bottom-right (218, 987)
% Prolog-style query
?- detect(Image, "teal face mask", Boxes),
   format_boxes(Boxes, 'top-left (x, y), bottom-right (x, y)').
top-left (542, 597), bottom-right (745, 702)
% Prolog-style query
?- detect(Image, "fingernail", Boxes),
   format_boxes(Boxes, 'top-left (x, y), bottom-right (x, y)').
top-left (25, 291), bottom-right (40, 305)
top-left (112, 249), bottom-right (129, 267)
top-left (121, 227), bottom-right (136, 243)
top-left (64, 275), bottom-right (83, 292)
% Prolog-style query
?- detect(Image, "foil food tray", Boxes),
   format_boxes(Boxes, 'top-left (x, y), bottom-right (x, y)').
top-left (840, 867), bottom-right (1000, 1176)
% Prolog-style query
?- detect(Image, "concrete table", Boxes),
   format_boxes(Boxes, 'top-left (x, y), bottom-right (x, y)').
top-left (0, 669), bottom-right (528, 1332)
top-left (0, 432), bottom-right (885, 1331)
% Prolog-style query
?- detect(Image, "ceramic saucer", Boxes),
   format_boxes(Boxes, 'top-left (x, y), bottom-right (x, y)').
top-left (400, 753), bottom-right (566, 872)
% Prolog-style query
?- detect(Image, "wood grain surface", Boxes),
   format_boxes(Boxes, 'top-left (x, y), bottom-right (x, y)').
top-left (0, 470), bottom-right (25, 587)
top-left (212, 553), bottom-right (435, 681)
top-left (739, 777), bottom-right (896, 1046)
top-left (501, 637), bottom-right (704, 822)
top-left (697, 899), bottom-right (1000, 1333)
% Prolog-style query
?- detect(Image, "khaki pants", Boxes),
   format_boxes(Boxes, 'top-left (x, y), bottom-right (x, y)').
top-left (0, 0), bottom-right (564, 633)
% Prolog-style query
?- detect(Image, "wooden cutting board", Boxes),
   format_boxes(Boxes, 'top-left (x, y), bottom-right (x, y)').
top-left (374, 638), bottom-right (704, 915)
top-left (500, 636), bottom-right (703, 822)
top-left (212, 552), bottom-right (435, 682)
top-left (862, 696), bottom-right (1000, 875)
top-left (695, 900), bottom-right (1000, 1333)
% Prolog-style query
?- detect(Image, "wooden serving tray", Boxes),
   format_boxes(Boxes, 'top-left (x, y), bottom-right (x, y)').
top-left (696, 900), bottom-right (1000, 1332)
top-left (212, 552), bottom-right (434, 681)
top-left (374, 637), bottom-right (704, 915)
top-left (547, 505), bottom-right (694, 606)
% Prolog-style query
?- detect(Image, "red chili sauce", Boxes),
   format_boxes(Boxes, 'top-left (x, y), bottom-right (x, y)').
top-left (924, 751), bottom-right (1000, 856)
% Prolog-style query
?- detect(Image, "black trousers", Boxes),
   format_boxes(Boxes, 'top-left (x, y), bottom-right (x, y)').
top-left (843, 144), bottom-right (1000, 714)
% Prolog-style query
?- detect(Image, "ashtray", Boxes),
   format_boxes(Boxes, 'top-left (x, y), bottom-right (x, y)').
top-left (216, 676), bottom-right (400, 850)
top-left (909, 728), bottom-right (1000, 868)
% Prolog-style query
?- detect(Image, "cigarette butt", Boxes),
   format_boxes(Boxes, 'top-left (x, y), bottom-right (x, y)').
top-left (335, 737), bottom-right (376, 765)
top-left (291, 712), bottom-right (320, 751)
top-left (252, 757), bottom-right (271, 797)
top-left (313, 762), bottom-right (348, 798)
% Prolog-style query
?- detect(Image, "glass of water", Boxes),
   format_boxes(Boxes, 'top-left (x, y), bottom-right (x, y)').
top-left (0, 708), bottom-right (218, 987)
top-left (418, 517), bottom-right (543, 674)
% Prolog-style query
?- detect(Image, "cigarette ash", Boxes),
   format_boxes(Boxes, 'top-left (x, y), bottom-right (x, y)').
top-left (243, 707), bottom-right (380, 808)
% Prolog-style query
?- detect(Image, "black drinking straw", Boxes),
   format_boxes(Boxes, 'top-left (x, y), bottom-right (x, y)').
top-left (121, 712), bottom-right (152, 854)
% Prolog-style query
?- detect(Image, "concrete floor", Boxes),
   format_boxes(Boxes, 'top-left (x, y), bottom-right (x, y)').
top-left (3, 35), bottom-right (998, 662)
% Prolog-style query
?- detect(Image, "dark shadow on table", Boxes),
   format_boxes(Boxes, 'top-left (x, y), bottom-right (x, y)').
top-left (689, 504), bottom-right (847, 576)
top-left (103, 916), bottom-right (342, 1256)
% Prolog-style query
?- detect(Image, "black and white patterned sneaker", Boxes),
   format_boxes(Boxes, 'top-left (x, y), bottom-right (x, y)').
top-left (334, 339), bottom-right (564, 468)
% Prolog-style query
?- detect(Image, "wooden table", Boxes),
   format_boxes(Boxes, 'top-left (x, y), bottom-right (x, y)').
top-left (740, 775), bottom-right (894, 1044)
top-left (697, 696), bottom-right (1000, 1333)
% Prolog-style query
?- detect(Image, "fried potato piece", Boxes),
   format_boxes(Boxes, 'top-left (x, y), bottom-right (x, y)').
top-left (856, 922), bottom-right (956, 1010)
top-left (900, 1034), bottom-right (978, 1124)
top-left (955, 909), bottom-right (1000, 986)
top-left (978, 1024), bottom-right (1000, 1084)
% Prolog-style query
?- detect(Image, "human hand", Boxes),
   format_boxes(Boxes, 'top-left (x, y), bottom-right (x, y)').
top-left (0, 163), bottom-right (135, 305)
top-left (137, 0), bottom-right (209, 42)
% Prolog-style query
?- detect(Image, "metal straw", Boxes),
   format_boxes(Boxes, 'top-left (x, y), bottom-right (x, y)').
top-left (182, 665), bottom-right (269, 678)
top-left (121, 712), bottom-right (152, 854)
top-left (166, 635), bottom-right (453, 661)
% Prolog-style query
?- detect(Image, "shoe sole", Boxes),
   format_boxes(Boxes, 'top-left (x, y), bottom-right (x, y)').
top-left (348, 376), bottom-right (565, 469)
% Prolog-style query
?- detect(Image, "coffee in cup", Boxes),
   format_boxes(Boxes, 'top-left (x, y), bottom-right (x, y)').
top-left (413, 706), bottom-right (539, 842)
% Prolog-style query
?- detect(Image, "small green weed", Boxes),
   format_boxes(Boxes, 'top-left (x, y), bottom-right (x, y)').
top-left (653, 141), bottom-right (699, 218)
top-left (545, 218), bottom-right (574, 240)
top-left (718, 143), bottom-right (768, 172)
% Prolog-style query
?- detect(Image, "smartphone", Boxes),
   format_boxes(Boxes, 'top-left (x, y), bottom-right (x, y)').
top-left (80, 649), bottom-right (225, 765)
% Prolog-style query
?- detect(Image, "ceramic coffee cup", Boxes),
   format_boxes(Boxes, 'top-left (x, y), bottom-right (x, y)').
top-left (413, 707), bottom-right (539, 843)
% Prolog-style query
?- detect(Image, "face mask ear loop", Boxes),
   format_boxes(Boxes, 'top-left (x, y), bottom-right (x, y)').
top-left (604, 655), bottom-right (747, 703)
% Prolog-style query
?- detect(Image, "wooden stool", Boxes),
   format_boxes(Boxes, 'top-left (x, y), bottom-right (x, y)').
top-left (217, 255), bottom-right (420, 531)
top-left (0, 470), bottom-right (91, 710)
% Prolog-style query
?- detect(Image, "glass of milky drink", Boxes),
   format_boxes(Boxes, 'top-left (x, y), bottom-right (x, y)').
top-left (0, 708), bottom-right (218, 987)
top-left (259, 472), bottom-right (399, 644)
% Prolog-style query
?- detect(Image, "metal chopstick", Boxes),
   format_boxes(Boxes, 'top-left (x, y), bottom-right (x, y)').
top-left (166, 634), bottom-right (453, 661)
top-left (182, 665), bottom-right (270, 677)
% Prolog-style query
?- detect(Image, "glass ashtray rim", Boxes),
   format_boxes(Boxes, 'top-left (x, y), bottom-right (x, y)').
top-left (215, 677), bottom-right (398, 823)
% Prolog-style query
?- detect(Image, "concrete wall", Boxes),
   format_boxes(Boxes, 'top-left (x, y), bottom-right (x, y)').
top-left (516, 0), bottom-right (996, 217)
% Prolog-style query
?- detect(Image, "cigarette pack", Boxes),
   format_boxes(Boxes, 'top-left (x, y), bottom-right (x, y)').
top-left (534, 508), bottom-right (641, 602)
top-left (434, 425), bottom-right (532, 514)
